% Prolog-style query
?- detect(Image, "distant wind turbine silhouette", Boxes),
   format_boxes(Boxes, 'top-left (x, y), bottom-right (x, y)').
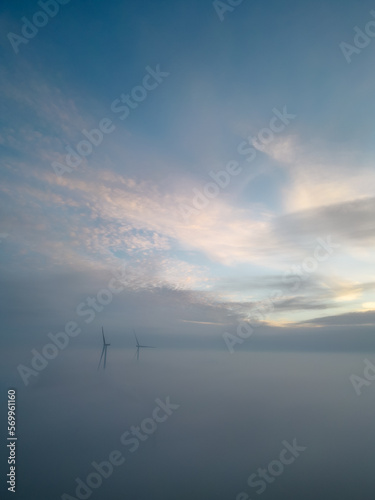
top-left (98, 327), bottom-right (110, 370)
top-left (133, 330), bottom-right (155, 360)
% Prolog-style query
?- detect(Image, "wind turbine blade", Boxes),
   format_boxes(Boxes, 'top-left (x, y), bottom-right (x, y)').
top-left (102, 327), bottom-right (106, 346)
top-left (98, 345), bottom-right (105, 370)
top-left (133, 330), bottom-right (140, 347)
top-left (104, 346), bottom-right (107, 369)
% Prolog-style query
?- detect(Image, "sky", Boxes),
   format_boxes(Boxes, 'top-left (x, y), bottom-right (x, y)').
top-left (1, 0), bottom-right (375, 349)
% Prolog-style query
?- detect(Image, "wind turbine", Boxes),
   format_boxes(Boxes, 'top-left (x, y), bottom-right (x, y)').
top-left (98, 327), bottom-right (110, 370)
top-left (133, 330), bottom-right (155, 360)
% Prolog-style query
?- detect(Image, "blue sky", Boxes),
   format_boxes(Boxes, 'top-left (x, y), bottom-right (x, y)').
top-left (1, 0), bottom-right (375, 344)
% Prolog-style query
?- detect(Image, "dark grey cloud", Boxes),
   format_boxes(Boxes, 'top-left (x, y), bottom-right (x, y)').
top-left (215, 274), bottom-right (375, 299)
top-left (272, 296), bottom-right (337, 311)
top-left (275, 196), bottom-right (375, 246)
top-left (242, 324), bottom-right (375, 352)
top-left (298, 309), bottom-right (375, 327)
